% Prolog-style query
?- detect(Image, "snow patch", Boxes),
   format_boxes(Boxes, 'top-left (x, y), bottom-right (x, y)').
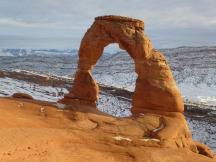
top-left (152, 123), bottom-right (165, 133)
top-left (112, 136), bottom-right (132, 142)
top-left (179, 83), bottom-right (216, 106)
top-left (0, 77), bottom-right (68, 102)
top-left (139, 138), bottom-right (160, 142)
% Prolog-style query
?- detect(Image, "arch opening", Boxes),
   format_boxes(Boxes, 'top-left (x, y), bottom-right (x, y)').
top-left (92, 43), bottom-right (137, 117)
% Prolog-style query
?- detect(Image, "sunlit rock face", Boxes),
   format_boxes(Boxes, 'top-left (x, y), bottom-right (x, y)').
top-left (59, 15), bottom-right (184, 113)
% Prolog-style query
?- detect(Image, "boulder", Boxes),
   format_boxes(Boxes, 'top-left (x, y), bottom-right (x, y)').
top-left (12, 93), bottom-right (34, 100)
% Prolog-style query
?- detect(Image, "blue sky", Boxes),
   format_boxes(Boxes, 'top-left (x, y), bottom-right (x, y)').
top-left (0, 0), bottom-right (216, 48)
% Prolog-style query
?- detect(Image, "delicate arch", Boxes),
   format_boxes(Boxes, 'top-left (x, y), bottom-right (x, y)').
top-left (59, 15), bottom-right (184, 114)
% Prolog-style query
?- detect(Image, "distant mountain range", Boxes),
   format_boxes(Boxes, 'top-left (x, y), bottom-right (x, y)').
top-left (0, 49), bottom-right (78, 57)
top-left (0, 46), bottom-right (216, 106)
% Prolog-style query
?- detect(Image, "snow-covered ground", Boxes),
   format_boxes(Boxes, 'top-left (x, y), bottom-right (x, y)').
top-left (179, 83), bottom-right (216, 106)
top-left (0, 77), bottom-right (68, 102)
top-left (187, 117), bottom-right (216, 151)
top-left (0, 46), bottom-right (216, 107)
top-left (0, 75), bottom-right (215, 151)
top-left (0, 46), bottom-right (216, 151)
top-left (0, 76), bottom-right (131, 117)
top-left (1, 46), bottom-right (216, 106)
top-left (97, 92), bottom-right (132, 117)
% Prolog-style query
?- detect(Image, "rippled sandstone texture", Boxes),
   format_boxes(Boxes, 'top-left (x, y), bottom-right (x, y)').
top-left (59, 15), bottom-right (184, 113)
top-left (0, 97), bottom-right (215, 162)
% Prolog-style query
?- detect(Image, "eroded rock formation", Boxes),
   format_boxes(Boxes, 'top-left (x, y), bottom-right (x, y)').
top-left (0, 97), bottom-right (214, 161)
top-left (59, 15), bottom-right (184, 113)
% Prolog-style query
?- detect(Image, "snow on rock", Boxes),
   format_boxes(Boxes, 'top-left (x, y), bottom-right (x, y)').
top-left (112, 136), bottom-right (132, 142)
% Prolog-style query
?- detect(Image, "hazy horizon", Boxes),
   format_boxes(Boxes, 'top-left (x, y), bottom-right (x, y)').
top-left (0, 34), bottom-right (216, 50)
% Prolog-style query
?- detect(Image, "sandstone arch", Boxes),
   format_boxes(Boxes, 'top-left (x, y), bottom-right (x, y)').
top-left (59, 15), bottom-right (184, 114)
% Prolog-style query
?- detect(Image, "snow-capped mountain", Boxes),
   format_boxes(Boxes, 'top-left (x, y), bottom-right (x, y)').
top-left (0, 49), bottom-right (78, 57)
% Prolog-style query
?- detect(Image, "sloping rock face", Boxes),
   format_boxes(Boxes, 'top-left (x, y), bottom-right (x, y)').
top-left (60, 15), bottom-right (184, 113)
top-left (0, 98), bottom-right (215, 162)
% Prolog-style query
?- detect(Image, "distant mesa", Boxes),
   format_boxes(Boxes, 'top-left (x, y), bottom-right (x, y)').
top-left (59, 15), bottom-right (184, 114)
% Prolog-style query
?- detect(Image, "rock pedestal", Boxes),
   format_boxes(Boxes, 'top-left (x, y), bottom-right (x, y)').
top-left (59, 15), bottom-right (184, 113)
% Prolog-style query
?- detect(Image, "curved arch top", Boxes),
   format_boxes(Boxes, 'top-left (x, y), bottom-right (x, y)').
top-left (59, 15), bottom-right (184, 114)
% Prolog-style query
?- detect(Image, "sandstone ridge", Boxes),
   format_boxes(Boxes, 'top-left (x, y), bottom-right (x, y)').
top-left (0, 97), bottom-right (214, 162)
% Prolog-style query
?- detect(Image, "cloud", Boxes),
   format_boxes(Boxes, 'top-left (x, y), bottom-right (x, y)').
top-left (0, 0), bottom-right (215, 29)
top-left (0, 18), bottom-right (56, 28)
top-left (0, 0), bottom-right (215, 47)
top-left (0, 18), bottom-right (87, 30)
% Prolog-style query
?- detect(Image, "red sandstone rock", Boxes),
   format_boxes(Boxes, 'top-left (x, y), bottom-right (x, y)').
top-left (0, 71), bottom-right (5, 78)
top-left (59, 15), bottom-right (184, 113)
top-left (195, 142), bottom-right (215, 158)
top-left (12, 93), bottom-right (33, 100)
top-left (0, 98), bottom-right (215, 162)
